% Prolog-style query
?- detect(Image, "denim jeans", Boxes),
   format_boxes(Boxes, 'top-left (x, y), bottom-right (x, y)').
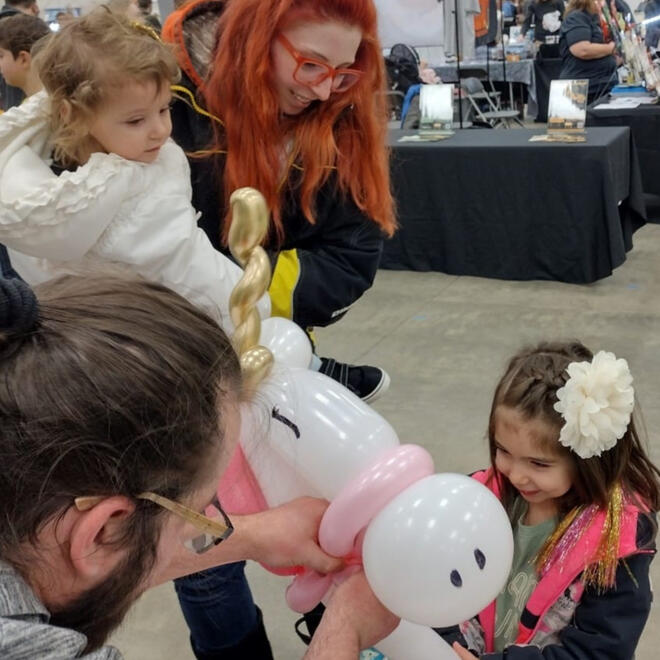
top-left (174, 561), bottom-right (259, 654)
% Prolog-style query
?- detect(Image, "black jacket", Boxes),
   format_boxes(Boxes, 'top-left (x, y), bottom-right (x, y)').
top-left (439, 513), bottom-right (656, 659)
top-left (168, 1), bottom-right (385, 329)
top-left (0, 6), bottom-right (25, 110)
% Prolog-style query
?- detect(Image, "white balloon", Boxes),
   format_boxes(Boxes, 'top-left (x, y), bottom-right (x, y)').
top-left (240, 365), bottom-right (400, 504)
top-left (259, 317), bottom-right (312, 368)
top-left (363, 473), bottom-right (513, 627)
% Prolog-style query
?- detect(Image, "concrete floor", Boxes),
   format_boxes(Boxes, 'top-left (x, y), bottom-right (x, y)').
top-left (111, 223), bottom-right (660, 659)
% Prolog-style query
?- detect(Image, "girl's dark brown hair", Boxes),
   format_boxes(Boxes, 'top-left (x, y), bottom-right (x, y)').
top-left (0, 273), bottom-right (240, 649)
top-left (488, 341), bottom-right (660, 518)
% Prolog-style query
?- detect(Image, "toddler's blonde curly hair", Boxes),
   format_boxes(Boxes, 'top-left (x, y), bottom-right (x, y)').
top-left (33, 7), bottom-right (179, 167)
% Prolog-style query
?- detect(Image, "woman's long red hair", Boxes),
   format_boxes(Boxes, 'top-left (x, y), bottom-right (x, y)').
top-left (205, 0), bottom-right (396, 244)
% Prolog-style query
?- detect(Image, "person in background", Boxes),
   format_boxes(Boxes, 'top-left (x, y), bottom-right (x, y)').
top-left (135, 0), bottom-right (161, 32)
top-left (0, 0), bottom-right (39, 110)
top-left (502, 0), bottom-right (518, 34)
top-left (0, 13), bottom-right (49, 98)
top-left (644, 0), bottom-right (660, 49)
top-left (559, 0), bottom-right (617, 102)
top-left (522, 0), bottom-right (565, 56)
top-left (55, 10), bottom-right (75, 28)
top-left (0, 1), bottom-right (43, 279)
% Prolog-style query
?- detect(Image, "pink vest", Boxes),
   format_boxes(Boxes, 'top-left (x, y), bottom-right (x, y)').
top-left (471, 469), bottom-right (650, 652)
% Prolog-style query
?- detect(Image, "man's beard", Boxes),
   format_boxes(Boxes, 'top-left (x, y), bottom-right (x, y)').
top-left (49, 544), bottom-right (155, 652)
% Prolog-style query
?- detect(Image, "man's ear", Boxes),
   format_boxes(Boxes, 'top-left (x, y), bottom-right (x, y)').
top-left (16, 50), bottom-right (31, 68)
top-left (68, 496), bottom-right (136, 583)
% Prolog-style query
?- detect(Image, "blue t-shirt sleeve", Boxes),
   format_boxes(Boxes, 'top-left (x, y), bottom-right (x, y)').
top-left (562, 12), bottom-right (593, 47)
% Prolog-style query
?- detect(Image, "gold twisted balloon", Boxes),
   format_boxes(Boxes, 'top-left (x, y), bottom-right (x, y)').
top-left (228, 188), bottom-right (275, 392)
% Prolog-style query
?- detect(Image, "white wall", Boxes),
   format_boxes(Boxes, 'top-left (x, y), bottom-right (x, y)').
top-left (376, 0), bottom-right (444, 47)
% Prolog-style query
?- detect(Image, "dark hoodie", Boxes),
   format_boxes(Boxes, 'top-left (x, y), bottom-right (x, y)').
top-left (0, 5), bottom-right (26, 110)
top-left (165, 0), bottom-right (386, 329)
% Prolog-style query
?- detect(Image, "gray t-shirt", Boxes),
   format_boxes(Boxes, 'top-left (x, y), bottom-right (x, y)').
top-left (0, 560), bottom-right (122, 659)
top-left (493, 499), bottom-right (558, 651)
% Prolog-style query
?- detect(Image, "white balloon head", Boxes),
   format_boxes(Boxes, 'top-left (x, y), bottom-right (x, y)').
top-left (362, 473), bottom-right (514, 627)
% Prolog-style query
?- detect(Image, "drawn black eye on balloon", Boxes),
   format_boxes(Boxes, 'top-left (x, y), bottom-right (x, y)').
top-left (450, 569), bottom-right (462, 588)
top-left (474, 548), bottom-right (486, 570)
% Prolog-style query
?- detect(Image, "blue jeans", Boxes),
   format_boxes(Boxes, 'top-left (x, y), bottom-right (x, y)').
top-left (174, 561), bottom-right (259, 654)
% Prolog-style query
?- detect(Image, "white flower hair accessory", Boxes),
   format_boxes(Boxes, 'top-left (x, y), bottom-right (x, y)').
top-left (553, 351), bottom-right (634, 459)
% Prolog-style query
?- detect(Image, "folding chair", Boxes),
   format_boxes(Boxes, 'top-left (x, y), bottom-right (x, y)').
top-left (460, 66), bottom-right (503, 110)
top-left (460, 77), bottom-right (524, 128)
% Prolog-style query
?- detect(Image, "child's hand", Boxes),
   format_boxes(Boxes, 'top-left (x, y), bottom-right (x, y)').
top-left (452, 642), bottom-right (479, 659)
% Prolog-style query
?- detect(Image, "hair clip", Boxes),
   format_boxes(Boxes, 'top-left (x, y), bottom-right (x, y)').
top-left (130, 20), bottom-right (160, 42)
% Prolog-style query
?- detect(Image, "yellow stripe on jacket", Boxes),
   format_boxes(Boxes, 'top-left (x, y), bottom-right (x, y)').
top-left (268, 249), bottom-right (300, 320)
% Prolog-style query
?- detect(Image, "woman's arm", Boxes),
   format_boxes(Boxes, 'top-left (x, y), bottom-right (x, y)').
top-left (269, 183), bottom-right (384, 328)
top-left (94, 141), bottom-right (270, 330)
top-left (569, 40), bottom-right (615, 59)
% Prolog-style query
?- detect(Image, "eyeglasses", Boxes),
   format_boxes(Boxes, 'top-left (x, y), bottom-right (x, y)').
top-left (277, 33), bottom-right (363, 93)
top-left (74, 491), bottom-right (234, 555)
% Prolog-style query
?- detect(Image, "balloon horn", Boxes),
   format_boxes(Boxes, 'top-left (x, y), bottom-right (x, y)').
top-left (228, 188), bottom-right (275, 393)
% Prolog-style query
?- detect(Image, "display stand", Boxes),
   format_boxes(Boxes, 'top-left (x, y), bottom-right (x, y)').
top-left (499, 6), bottom-right (509, 110)
top-left (452, 0), bottom-right (464, 127)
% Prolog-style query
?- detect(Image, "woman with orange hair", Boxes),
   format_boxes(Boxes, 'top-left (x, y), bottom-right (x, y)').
top-left (162, 0), bottom-right (395, 657)
top-left (165, 0), bottom-right (395, 404)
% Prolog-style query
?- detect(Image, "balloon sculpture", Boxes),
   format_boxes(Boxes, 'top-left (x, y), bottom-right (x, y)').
top-left (220, 188), bottom-right (514, 659)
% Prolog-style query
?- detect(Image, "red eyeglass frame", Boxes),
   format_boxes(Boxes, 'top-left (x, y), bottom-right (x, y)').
top-left (276, 33), bottom-right (363, 92)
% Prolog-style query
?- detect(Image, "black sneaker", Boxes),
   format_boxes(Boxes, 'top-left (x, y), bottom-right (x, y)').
top-left (319, 357), bottom-right (391, 403)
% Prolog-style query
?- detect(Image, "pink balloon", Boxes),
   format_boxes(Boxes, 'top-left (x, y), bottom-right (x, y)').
top-left (286, 447), bottom-right (435, 613)
top-left (319, 444), bottom-right (435, 558)
top-left (218, 446), bottom-right (302, 577)
top-left (216, 445), bottom-right (268, 515)
top-left (286, 569), bottom-right (333, 613)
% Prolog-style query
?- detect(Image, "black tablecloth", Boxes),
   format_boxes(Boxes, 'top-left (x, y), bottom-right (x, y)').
top-left (383, 128), bottom-right (645, 283)
top-left (586, 102), bottom-right (660, 196)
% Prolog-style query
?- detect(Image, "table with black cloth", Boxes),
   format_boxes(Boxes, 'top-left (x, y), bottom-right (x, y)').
top-left (383, 128), bottom-right (645, 283)
top-left (586, 101), bottom-right (660, 196)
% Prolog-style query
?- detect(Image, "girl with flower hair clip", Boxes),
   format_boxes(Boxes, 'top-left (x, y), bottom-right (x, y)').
top-left (447, 341), bottom-right (659, 660)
